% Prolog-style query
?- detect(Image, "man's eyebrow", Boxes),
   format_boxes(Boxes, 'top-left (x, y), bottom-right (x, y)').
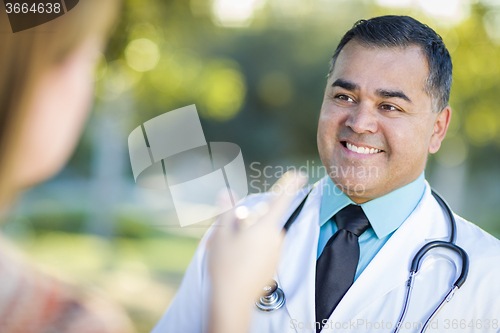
top-left (332, 78), bottom-right (413, 104)
top-left (376, 89), bottom-right (412, 103)
top-left (331, 79), bottom-right (359, 91)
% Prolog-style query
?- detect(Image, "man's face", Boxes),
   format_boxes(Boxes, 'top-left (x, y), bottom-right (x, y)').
top-left (318, 40), bottom-right (449, 203)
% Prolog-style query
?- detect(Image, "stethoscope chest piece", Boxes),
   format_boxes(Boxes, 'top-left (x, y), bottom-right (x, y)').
top-left (255, 280), bottom-right (285, 312)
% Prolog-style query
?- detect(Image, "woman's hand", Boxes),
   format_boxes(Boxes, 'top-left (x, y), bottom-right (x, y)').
top-left (207, 171), bottom-right (308, 333)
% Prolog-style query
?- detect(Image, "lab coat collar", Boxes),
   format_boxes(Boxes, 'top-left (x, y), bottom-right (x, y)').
top-left (276, 177), bottom-right (327, 333)
top-left (326, 180), bottom-right (450, 328)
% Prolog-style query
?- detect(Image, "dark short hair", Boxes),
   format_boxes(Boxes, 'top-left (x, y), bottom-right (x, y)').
top-left (328, 15), bottom-right (452, 112)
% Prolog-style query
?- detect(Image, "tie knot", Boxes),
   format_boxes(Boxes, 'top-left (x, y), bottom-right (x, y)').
top-left (334, 204), bottom-right (370, 237)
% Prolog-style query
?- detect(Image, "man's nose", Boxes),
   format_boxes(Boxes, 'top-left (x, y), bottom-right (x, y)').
top-left (344, 103), bottom-right (378, 134)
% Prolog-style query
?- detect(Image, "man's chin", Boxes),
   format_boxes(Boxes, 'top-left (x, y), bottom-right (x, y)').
top-left (329, 176), bottom-right (381, 202)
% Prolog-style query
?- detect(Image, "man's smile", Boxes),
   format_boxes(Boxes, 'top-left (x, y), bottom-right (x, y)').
top-left (339, 140), bottom-right (384, 158)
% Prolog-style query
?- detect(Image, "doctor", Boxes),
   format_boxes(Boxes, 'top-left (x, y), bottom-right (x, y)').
top-left (153, 15), bottom-right (500, 333)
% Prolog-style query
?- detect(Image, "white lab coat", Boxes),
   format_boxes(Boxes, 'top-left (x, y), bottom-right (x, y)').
top-left (152, 178), bottom-right (500, 333)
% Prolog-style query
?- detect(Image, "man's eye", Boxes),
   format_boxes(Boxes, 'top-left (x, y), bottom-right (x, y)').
top-left (380, 104), bottom-right (400, 112)
top-left (335, 94), bottom-right (354, 102)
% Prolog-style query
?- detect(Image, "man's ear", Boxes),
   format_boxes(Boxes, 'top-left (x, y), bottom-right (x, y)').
top-left (429, 105), bottom-right (451, 154)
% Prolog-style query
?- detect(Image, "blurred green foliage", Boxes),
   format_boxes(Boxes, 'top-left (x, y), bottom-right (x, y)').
top-left (6, 226), bottom-right (199, 332)
top-left (85, 0), bottom-right (500, 173)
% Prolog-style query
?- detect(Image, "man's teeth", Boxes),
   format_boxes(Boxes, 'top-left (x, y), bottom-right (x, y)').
top-left (346, 142), bottom-right (380, 154)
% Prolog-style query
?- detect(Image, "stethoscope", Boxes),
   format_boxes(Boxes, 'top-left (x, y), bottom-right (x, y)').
top-left (255, 186), bottom-right (469, 333)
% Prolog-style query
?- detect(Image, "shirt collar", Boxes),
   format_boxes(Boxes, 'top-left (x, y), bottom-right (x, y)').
top-left (318, 171), bottom-right (426, 239)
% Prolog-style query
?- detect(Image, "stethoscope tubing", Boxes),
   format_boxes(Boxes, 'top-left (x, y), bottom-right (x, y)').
top-left (392, 190), bottom-right (469, 333)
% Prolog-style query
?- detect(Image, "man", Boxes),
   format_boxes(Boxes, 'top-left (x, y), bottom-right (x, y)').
top-left (153, 15), bottom-right (500, 333)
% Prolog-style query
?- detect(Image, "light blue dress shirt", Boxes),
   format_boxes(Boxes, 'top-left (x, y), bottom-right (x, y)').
top-left (317, 171), bottom-right (426, 281)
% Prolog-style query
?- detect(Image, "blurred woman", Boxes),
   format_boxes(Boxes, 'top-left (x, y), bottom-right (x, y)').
top-left (0, 2), bottom-right (306, 333)
top-left (0, 1), bottom-right (134, 332)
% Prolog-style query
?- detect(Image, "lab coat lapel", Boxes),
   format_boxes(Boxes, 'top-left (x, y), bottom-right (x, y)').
top-left (325, 182), bottom-right (450, 328)
top-left (276, 181), bottom-right (324, 332)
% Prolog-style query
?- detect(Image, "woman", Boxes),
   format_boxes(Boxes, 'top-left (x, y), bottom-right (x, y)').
top-left (1, 1), bottom-right (300, 332)
top-left (0, 2), bottom-right (134, 332)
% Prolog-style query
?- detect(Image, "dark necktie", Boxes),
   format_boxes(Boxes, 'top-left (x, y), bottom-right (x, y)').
top-left (315, 204), bottom-right (371, 332)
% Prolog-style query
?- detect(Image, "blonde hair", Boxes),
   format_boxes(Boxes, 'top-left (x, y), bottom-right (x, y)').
top-left (0, 0), bottom-right (119, 206)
